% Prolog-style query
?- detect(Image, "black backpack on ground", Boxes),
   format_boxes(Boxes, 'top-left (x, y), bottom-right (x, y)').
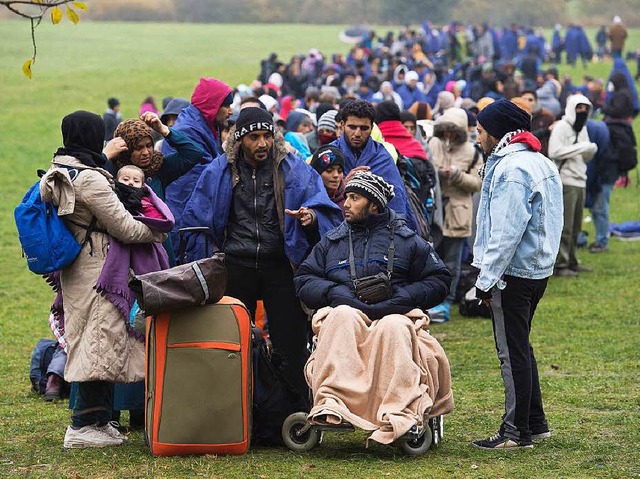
top-left (252, 328), bottom-right (308, 445)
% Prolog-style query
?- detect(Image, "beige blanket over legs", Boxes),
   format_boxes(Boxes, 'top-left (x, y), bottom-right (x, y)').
top-left (305, 305), bottom-right (454, 445)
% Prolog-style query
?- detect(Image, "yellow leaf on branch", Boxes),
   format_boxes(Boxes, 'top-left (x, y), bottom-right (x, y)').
top-left (73, 2), bottom-right (88, 11)
top-left (51, 7), bottom-right (62, 24)
top-left (22, 59), bottom-right (33, 79)
top-left (66, 6), bottom-right (80, 24)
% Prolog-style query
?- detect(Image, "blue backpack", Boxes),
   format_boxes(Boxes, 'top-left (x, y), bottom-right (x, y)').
top-left (15, 167), bottom-right (96, 274)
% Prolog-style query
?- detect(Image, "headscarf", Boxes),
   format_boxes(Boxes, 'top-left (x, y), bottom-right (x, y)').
top-left (114, 119), bottom-right (164, 177)
top-left (54, 110), bottom-right (106, 168)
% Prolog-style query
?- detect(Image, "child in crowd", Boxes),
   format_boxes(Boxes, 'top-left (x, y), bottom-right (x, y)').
top-left (310, 145), bottom-right (345, 210)
top-left (115, 165), bottom-right (166, 220)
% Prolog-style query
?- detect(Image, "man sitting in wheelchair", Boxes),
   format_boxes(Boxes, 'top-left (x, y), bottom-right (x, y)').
top-left (294, 171), bottom-right (454, 445)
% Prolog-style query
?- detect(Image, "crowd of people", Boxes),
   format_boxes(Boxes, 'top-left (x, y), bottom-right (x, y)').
top-left (34, 17), bottom-right (638, 453)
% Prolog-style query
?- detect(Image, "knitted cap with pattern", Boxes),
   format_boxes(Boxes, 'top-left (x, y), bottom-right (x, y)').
top-left (317, 110), bottom-right (338, 132)
top-left (344, 171), bottom-right (395, 211)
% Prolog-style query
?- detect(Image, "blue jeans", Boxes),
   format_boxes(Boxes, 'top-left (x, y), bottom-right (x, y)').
top-left (589, 183), bottom-right (613, 246)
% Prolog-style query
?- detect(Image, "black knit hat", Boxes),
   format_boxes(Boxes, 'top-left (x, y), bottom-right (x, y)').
top-left (344, 171), bottom-right (395, 211)
top-left (234, 107), bottom-right (274, 140)
top-left (310, 145), bottom-right (344, 174)
top-left (476, 98), bottom-right (531, 140)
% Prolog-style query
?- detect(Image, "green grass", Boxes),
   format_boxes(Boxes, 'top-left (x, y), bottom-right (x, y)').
top-left (1, 19), bottom-right (640, 479)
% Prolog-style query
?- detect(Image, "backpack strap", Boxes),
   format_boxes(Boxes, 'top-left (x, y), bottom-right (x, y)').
top-left (50, 163), bottom-right (104, 255)
top-left (466, 146), bottom-right (482, 173)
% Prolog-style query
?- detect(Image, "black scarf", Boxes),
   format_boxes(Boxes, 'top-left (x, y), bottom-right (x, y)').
top-left (114, 182), bottom-right (145, 214)
top-left (573, 111), bottom-right (589, 134)
top-left (54, 110), bottom-right (106, 168)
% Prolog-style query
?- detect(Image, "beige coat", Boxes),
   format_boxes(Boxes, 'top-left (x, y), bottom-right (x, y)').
top-left (429, 109), bottom-right (482, 238)
top-left (40, 156), bottom-right (166, 383)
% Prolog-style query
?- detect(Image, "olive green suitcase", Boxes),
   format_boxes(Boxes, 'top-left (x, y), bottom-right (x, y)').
top-left (145, 297), bottom-right (252, 456)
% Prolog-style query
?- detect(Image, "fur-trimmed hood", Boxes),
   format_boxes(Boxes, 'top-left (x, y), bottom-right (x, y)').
top-left (223, 124), bottom-right (289, 186)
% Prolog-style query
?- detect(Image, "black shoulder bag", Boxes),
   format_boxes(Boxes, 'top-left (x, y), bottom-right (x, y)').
top-left (348, 224), bottom-right (395, 304)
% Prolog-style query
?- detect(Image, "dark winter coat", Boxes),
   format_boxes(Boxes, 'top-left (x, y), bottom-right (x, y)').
top-left (180, 129), bottom-right (342, 266)
top-left (603, 72), bottom-right (634, 119)
top-left (224, 154), bottom-right (286, 267)
top-left (294, 209), bottom-right (451, 320)
top-left (586, 120), bottom-right (618, 208)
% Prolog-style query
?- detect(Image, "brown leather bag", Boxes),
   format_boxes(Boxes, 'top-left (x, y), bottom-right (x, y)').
top-left (129, 253), bottom-right (227, 315)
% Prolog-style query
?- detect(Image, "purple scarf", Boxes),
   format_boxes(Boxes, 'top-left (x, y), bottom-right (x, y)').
top-left (95, 187), bottom-right (174, 341)
top-left (48, 188), bottom-right (174, 344)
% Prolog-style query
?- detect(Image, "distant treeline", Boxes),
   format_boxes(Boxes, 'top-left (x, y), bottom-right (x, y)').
top-left (28, 0), bottom-right (640, 26)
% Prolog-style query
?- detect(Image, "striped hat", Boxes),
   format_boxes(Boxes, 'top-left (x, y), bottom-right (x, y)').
top-left (317, 110), bottom-right (338, 132)
top-left (344, 171), bottom-right (395, 211)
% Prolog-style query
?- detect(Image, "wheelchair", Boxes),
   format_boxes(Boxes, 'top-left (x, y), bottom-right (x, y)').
top-left (282, 411), bottom-right (444, 456)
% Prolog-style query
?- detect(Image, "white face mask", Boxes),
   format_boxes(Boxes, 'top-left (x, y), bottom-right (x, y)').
top-left (607, 82), bottom-right (615, 93)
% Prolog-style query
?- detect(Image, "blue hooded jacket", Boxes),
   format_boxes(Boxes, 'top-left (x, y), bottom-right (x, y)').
top-left (585, 120), bottom-right (618, 207)
top-left (163, 105), bottom-right (222, 220)
top-left (180, 132), bottom-right (342, 265)
top-left (332, 135), bottom-right (417, 230)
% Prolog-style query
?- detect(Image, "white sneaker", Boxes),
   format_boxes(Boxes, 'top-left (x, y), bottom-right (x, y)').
top-left (96, 421), bottom-right (128, 442)
top-left (63, 425), bottom-right (124, 449)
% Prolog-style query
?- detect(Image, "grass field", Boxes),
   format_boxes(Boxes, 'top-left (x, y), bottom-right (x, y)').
top-left (1, 19), bottom-right (640, 479)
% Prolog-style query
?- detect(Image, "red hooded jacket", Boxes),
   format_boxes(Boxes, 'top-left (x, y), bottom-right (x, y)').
top-left (190, 77), bottom-right (233, 138)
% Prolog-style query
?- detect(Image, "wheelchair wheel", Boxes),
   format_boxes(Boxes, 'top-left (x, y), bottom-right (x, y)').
top-left (400, 426), bottom-right (433, 456)
top-left (282, 412), bottom-right (321, 452)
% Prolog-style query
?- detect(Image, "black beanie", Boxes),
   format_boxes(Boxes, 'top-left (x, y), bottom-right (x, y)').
top-left (234, 107), bottom-right (274, 140)
top-left (476, 98), bottom-right (531, 140)
top-left (375, 100), bottom-right (401, 124)
top-left (310, 145), bottom-right (344, 174)
top-left (344, 171), bottom-right (395, 212)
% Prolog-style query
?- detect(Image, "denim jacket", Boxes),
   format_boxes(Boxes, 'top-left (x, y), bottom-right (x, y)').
top-left (472, 142), bottom-right (563, 291)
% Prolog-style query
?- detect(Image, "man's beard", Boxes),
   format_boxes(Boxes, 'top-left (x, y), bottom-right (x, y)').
top-left (346, 207), bottom-right (372, 224)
